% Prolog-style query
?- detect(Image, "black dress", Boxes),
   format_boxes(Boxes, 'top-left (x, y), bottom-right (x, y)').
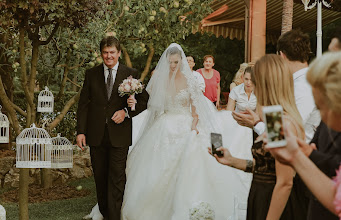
top-left (247, 131), bottom-right (308, 220)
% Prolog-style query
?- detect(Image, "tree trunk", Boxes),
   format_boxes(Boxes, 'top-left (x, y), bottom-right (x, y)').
top-left (121, 45), bottom-right (132, 68)
top-left (139, 45), bottom-right (155, 82)
top-left (56, 48), bottom-right (71, 101)
top-left (72, 75), bottom-right (77, 92)
top-left (41, 168), bottom-right (52, 189)
top-left (19, 168), bottom-right (29, 220)
top-left (281, 0), bottom-right (293, 35)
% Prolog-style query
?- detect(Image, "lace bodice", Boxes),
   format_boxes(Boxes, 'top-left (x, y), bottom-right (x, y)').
top-left (165, 89), bottom-right (191, 114)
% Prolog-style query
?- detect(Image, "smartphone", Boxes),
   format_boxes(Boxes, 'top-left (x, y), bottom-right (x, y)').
top-left (211, 133), bottom-right (223, 157)
top-left (263, 105), bottom-right (287, 148)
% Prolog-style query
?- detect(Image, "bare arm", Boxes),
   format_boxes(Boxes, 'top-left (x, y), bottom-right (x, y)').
top-left (191, 104), bottom-right (199, 134)
top-left (268, 126), bottom-right (337, 216)
top-left (226, 98), bottom-right (236, 111)
top-left (292, 150), bottom-right (337, 215)
top-left (216, 83), bottom-right (221, 108)
top-left (266, 122), bottom-right (297, 220)
top-left (208, 147), bottom-right (255, 172)
top-left (266, 160), bottom-right (294, 220)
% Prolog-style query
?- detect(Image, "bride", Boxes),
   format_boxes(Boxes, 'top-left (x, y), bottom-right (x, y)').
top-left (120, 43), bottom-right (253, 220)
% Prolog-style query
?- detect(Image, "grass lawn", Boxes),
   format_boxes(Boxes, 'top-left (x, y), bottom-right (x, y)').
top-left (1, 176), bottom-right (97, 220)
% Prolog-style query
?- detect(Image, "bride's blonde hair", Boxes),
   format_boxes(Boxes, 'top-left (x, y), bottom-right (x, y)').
top-left (254, 54), bottom-right (304, 138)
top-left (307, 52), bottom-right (341, 112)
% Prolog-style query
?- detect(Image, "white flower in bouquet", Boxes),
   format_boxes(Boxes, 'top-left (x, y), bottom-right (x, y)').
top-left (124, 84), bottom-right (131, 93)
top-left (118, 75), bottom-right (144, 111)
top-left (189, 201), bottom-right (215, 220)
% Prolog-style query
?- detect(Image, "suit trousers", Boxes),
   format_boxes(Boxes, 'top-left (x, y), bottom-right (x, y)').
top-left (90, 125), bottom-right (129, 220)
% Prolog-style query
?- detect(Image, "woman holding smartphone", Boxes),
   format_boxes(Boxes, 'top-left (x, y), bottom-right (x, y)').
top-left (209, 54), bottom-right (307, 220)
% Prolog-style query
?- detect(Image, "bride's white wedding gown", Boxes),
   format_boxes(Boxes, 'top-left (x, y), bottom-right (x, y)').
top-left (122, 89), bottom-right (253, 220)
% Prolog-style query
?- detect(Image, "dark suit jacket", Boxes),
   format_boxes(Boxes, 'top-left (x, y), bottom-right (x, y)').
top-left (307, 121), bottom-right (341, 220)
top-left (76, 64), bottom-right (148, 147)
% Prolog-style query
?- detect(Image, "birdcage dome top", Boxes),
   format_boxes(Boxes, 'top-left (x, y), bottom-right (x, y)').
top-left (16, 123), bottom-right (52, 144)
top-left (38, 86), bottom-right (54, 97)
top-left (51, 133), bottom-right (72, 146)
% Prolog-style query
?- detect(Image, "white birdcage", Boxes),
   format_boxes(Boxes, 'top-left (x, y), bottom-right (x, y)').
top-left (0, 105), bottom-right (9, 143)
top-left (16, 123), bottom-right (52, 168)
top-left (37, 86), bottom-right (54, 112)
top-left (51, 133), bottom-right (73, 168)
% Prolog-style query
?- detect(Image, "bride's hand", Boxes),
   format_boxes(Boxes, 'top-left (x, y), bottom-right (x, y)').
top-left (191, 126), bottom-right (199, 134)
top-left (208, 147), bottom-right (233, 166)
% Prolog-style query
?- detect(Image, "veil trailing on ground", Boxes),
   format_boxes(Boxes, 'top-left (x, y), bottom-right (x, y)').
top-left (132, 43), bottom-right (222, 149)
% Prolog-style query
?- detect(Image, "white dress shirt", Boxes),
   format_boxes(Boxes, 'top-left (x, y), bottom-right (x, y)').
top-left (103, 62), bottom-right (130, 118)
top-left (254, 67), bottom-right (320, 143)
top-left (192, 70), bottom-right (206, 92)
top-left (229, 83), bottom-right (257, 112)
top-left (104, 62), bottom-right (119, 84)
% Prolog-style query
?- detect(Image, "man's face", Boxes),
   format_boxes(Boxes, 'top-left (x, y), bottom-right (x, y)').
top-left (328, 38), bottom-right (341, 52)
top-left (101, 46), bottom-right (121, 68)
top-left (186, 56), bottom-right (195, 70)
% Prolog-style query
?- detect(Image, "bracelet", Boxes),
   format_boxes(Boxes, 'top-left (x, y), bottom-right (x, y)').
top-left (245, 159), bottom-right (253, 173)
top-left (253, 119), bottom-right (262, 127)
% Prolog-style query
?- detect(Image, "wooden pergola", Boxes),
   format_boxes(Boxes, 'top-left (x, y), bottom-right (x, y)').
top-left (199, 0), bottom-right (341, 62)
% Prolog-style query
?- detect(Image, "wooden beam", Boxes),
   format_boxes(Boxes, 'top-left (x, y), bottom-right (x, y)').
top-left (202, 17), bottom-right (245, 27)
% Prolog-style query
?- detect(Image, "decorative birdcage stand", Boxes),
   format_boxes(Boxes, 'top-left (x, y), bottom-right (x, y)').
top-left (37, 86), bottom-right (54, 112)
top-left (51, 133), bottom-right (73, 168)
top-left (0, 105), bottom-right (9, 143)
top-left (16, 124), bottom-right (52, 168)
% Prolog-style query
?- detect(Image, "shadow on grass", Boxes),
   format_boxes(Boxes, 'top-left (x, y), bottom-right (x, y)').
top-left (2, 176), bottom-right (97, 220)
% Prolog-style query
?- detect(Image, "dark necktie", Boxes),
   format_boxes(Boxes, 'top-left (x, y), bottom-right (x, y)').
top-left (106, 68), bottom-right (113, 99)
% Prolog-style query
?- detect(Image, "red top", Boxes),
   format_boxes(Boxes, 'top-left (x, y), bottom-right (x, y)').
top-left (197, 68), bottom-right (220, 102)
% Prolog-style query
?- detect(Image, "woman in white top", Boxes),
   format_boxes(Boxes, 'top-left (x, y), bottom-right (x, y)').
top-left (226, 66), bottom-right (257, 112)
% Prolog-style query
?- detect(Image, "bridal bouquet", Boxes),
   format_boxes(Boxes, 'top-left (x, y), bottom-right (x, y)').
top-left (189, 201), bottom-right (215, 220)
top-left (118, 76), bottom-right (144, 111)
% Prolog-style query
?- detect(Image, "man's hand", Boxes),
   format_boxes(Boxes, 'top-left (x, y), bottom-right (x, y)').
top-left (297, 138), bottom-right (317, 157)
top-left (127, 95), bottom-right (137, 108)
top-left (76, 134), bottom-right (86, 151)
top-left (232, 108), bottom-right (260, 128)
top-left (111, 109), bottom-right (126, 124)
top-left (215, 101), bottom-right (220, 109)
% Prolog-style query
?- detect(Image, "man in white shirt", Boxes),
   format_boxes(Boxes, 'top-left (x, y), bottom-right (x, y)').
top-left (232, 30), bottom-right (320, 143)
top-left (186, 56), bottom-right (205, 93)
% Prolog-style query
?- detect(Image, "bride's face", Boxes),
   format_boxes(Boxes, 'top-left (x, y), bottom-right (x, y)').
top-left (169, 54), bottom-right (181, 73)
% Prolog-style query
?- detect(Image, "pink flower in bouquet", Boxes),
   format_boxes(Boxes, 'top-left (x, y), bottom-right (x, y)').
top-left (124, 84), bottom-right (131, 93)
top-left (333, 165), bottom-right (341, 217)
top-left (118, 75), bottom-right (144, 111)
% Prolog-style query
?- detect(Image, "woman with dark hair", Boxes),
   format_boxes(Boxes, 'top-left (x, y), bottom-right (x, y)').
top-left (226, 66), bottom-right (256, 112)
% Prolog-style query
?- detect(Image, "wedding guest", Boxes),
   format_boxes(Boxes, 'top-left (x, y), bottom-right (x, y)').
top-left (268, 52), bottom-right (341, 220)
top-left (232, 29), bottom-right (320, 143)
top-left (230, 63), bottom-right (248, 91)
top-left (186, 56), bottom-right (205, 92)
top-left (210, 54), bottom-right (307, 220)
top-left (226, 66), bottom-right (256, 112)
top-left (197, 55), bottom-right (221, 108)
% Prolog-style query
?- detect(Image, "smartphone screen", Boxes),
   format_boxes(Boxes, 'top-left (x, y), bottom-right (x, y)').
top-left (263, 105), bottom-right (287, 148)
top-left (211, 133), bottom-right (223, 157)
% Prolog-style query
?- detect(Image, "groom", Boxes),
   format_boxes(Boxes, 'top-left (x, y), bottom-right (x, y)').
top-left (76, 36), bottom-right (148, 220)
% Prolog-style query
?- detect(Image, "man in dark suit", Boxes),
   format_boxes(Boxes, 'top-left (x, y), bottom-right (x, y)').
top-left (296, 122), bottom-right (341, 220)
top-left (76, 36), bottom-right (148, 220)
